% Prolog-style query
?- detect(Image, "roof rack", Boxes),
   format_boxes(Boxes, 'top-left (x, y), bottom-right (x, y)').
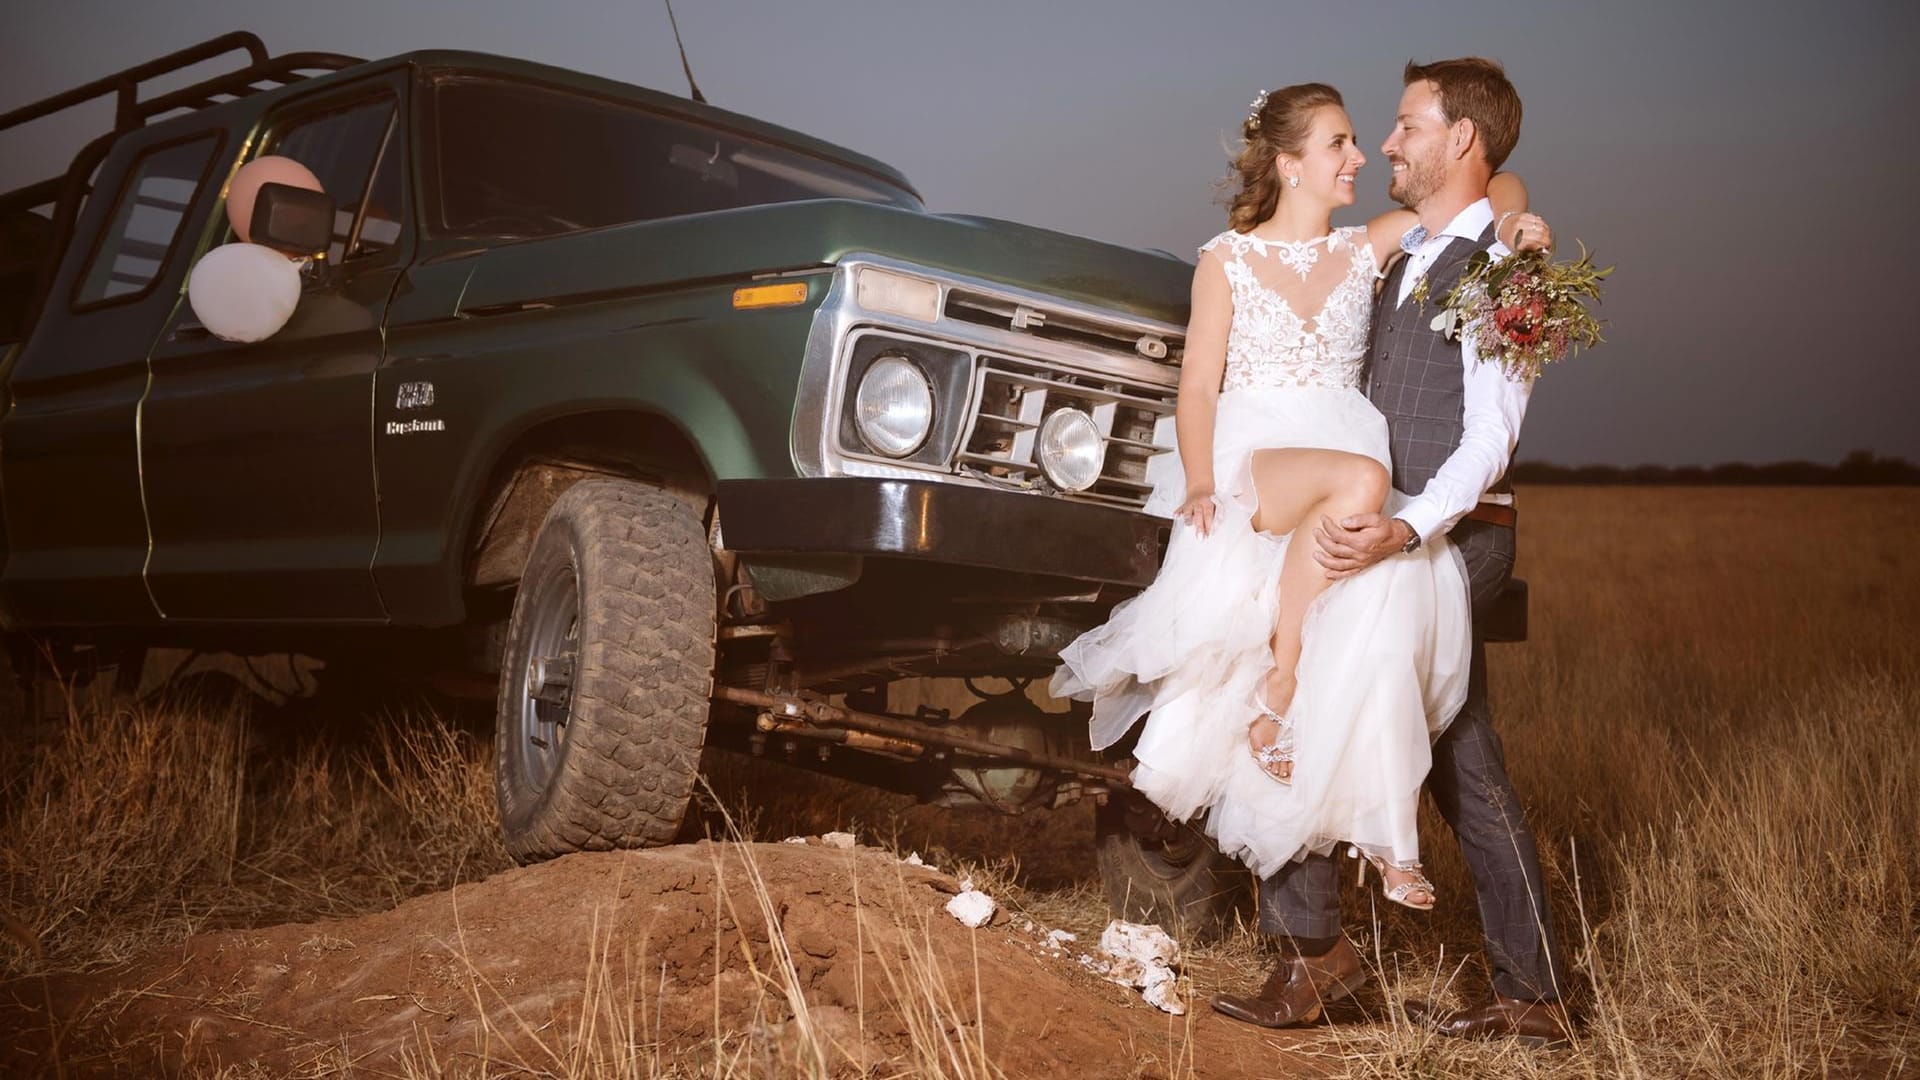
top-left (0, 32), bottom-right (362, 342)
top-left (1, 32), bottom-right (363, 216)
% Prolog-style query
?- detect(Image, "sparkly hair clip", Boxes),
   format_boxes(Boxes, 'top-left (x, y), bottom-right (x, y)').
top-left (1246, 89), bottom-right (1269, 131)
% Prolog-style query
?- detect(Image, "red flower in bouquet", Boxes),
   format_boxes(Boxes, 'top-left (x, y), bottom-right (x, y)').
top-left (1493, 296), bottom-right (1548, 346)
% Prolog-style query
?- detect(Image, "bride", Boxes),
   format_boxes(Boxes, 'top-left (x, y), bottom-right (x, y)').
top-left (1052, 83), bottom-right (1548, 908)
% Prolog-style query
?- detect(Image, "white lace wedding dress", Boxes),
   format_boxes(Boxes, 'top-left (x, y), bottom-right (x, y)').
top-left (1052, 225), bottom-right (1473, 878)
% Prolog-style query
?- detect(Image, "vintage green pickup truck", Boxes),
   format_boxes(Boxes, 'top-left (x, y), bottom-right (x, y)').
top-left (0, 34), bottom-right (1283, 932)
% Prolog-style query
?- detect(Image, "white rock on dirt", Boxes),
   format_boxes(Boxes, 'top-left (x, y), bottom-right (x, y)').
top-left (1095, 920), bottom-right (1187, 1015)
top-left (1139, 967), bottom-right (1185, 1014)
top-left (820, 831), bottom-right (857, 850)
top-left (944, 877), bottom-right (996, 928)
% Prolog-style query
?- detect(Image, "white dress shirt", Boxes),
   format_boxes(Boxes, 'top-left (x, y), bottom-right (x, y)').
top-left (1388, 198), bottom-right (1532, 543)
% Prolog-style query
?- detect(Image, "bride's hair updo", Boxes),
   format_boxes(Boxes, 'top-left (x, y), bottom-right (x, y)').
top-left (1225, 82), bottom-right (1343, 233)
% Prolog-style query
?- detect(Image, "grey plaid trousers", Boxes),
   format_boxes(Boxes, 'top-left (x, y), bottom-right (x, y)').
top-left (1254, 223), bottom-right (1566, 1002)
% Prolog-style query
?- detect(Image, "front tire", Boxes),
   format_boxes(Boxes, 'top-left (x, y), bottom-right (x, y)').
top-left (494, 480), bottom-right (715, 862)
top-left (1095, 790), bottom-right (1252, 941)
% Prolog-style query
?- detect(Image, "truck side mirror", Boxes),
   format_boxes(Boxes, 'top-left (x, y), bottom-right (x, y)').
top-left (249, 182), bottom-right (333, 258)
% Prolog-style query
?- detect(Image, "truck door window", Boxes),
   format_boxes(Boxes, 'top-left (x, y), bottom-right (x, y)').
top-left (73, 133), bottom-right (221, 307)
top-left (354, 127), bottom-right (404, 256)
top-left (426, 76), bottom-right (918, 239)
top-left (264, 97), bottom-right (401, 263)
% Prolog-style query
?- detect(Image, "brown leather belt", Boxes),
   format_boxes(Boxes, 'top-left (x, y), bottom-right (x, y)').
top-left (1464, 502), bottom-right (1517, 528)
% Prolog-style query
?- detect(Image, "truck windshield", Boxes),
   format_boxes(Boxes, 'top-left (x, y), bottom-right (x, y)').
top-left (425, 76), bottom-right (919, 239)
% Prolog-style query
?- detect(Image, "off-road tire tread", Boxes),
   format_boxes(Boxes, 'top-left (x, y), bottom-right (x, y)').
top-left (497, 480), bottom-right (714, 862)
top-left (1095, 801), bottom-right (1251, 941)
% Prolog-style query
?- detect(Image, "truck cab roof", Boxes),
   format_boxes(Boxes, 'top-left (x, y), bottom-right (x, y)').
top-left (382, 50), bottom-right (921, 203)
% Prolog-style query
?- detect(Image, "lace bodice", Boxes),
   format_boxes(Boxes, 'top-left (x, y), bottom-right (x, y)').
top-left (1201, 225), bottom-right (1380, 392)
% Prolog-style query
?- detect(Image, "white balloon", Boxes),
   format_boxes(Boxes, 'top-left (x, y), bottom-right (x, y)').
top-left (186, 242), bottom-right (301, 343)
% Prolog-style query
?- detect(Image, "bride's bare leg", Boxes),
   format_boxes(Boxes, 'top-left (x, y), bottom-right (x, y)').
top-left (1244, 448), bottom-right (1391, 781)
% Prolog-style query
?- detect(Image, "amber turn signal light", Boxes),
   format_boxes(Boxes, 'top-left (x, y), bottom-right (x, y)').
top-left (732, 282), bottom-right (810, 309)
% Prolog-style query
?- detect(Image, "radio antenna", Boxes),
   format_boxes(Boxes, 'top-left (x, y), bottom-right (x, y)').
top-left (662, 0), bottom-right (707, 104)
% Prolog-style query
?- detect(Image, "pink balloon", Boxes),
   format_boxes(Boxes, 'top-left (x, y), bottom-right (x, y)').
top-left (226, 155), bottom-right (323, 243)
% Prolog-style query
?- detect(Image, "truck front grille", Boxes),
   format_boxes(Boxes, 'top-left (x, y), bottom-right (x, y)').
top-left (957, 353), bottom-right (1175, 510)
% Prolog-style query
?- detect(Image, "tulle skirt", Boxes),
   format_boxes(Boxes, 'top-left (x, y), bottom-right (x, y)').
top-left (1051, 385), bottom-right (1472, 877)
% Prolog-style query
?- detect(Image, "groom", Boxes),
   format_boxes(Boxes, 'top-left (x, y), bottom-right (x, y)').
top-left (1210, 57), bottom-right (1572, 1048)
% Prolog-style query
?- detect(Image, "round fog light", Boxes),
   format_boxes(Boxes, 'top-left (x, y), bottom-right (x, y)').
top-left (1037, 408), bottom-right (1105, 492)
top-left (853, 355), bottom-right (934, 457)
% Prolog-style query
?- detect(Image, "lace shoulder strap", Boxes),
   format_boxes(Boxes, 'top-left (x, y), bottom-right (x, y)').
top-left (1338, 225), bottom-right (1381, 280)
top-left (1198, 230), bottom-right (1244, 262)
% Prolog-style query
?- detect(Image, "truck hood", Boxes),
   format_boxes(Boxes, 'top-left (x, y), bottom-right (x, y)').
top-left (455, 199), bottom-right (1193, 327)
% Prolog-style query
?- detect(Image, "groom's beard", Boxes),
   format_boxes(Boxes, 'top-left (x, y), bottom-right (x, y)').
top-left (1389, 151), bottom-right (1444, 208)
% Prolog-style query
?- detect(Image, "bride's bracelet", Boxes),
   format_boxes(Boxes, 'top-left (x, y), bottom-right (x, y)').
top-left (1495, 210), bottom-right (1520, 246)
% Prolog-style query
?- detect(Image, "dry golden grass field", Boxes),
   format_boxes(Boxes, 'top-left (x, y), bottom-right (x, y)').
top-left (1, 486), bottom-right (1916, 1078)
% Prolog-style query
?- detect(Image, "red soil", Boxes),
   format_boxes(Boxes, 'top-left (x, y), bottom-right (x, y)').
top-left (1, 841), bottom-right (1314, 1078)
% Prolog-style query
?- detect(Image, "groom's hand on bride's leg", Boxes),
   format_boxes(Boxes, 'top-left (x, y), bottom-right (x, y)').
top-left (1313, 512), bottom-right (1402, 578)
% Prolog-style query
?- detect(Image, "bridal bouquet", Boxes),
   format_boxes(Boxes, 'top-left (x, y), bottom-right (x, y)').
top-left (1427, 244), bottom-right (1612, 381)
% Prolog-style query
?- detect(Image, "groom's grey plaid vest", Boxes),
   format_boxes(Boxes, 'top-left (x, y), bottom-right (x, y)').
top-left (1364, 220), bottom-right (1512, 497)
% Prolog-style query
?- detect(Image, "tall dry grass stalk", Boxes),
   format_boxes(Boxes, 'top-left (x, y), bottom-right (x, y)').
top-left (0, 691), bottom-right (507, 976)
top-left (0, 695), bottom-right (248, 969)
top-left (696, 788), bottom-right (1011, 1080)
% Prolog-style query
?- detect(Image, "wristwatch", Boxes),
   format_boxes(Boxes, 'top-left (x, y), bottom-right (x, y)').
top-left (1393, 518), bottom-right (1421, 554)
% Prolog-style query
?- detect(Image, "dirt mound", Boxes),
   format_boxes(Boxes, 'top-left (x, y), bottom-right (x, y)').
top-left (2, 841), bottom-right (1305, 1077)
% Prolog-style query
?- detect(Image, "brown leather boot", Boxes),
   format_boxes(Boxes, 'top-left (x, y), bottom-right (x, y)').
top-left (1210, 936), bottom-right (1368, 1028)
top-left (1401, 995), bottom-right (1575, 1049)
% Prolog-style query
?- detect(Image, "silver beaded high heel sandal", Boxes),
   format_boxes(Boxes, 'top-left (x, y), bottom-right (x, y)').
top-left (1351, 847), bottom-right (1437, 911)
top-left (1247, 683), bottom-right (1295, 786)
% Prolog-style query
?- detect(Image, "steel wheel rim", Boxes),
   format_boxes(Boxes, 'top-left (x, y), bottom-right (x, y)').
top-left (515, 560), bottom-right (579, 796)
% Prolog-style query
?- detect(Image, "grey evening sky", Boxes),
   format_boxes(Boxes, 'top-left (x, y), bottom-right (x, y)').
top-left (3, 0), bottom-right (1915, 466)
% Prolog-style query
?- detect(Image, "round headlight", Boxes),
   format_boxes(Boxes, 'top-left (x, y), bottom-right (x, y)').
top-left (853, 355), bottom-right (934, 458)
top-left (1037, 408), bottom-right (1105, 492)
